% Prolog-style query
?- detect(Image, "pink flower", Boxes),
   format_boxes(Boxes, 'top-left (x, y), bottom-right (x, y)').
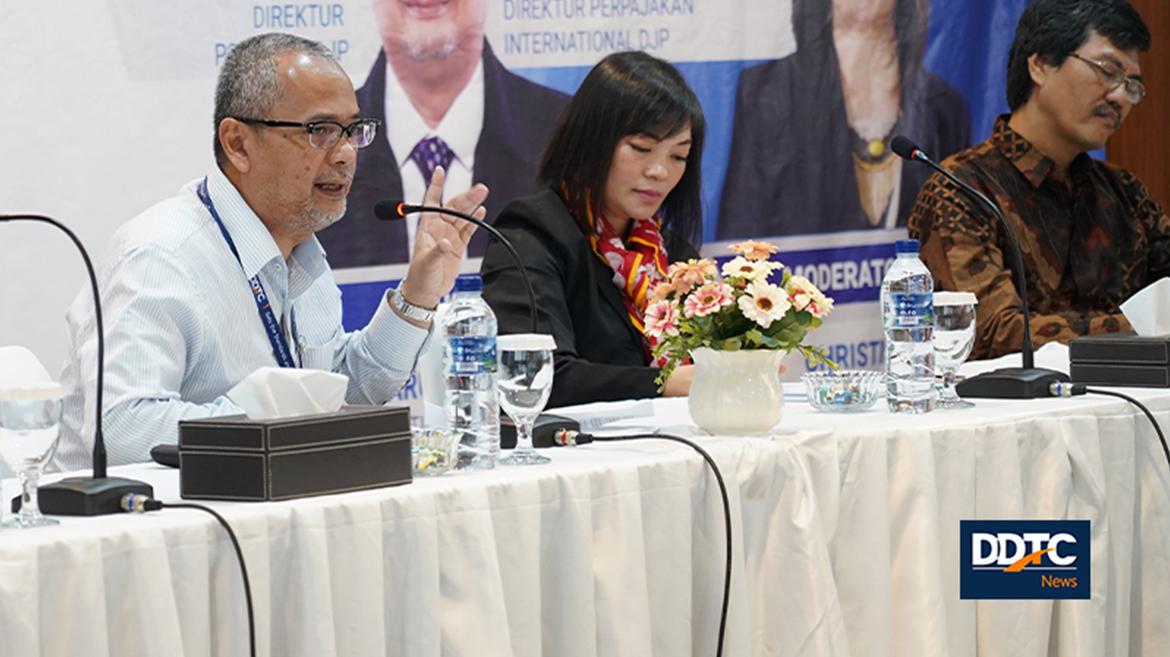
top-left (668, 258), bottom-right (718, 291)
top-left (644, 300), bottom-right (681, 338)
top-left (729, 240), bottom-right (780, 261)
top-left (684, 282), bottom-right (735, 318)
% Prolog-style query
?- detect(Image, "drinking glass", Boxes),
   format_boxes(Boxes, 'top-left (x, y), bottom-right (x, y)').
top-left (932, 292), bottom-right (978, 409)
top-left (0, 383), bottom-right (65, 528)
top-left (497, 334), bottom-right (556, 466)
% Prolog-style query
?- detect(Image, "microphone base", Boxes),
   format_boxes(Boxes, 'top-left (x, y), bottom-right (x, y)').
top-left (956, 367), bottom-right (1070, 399)
top-left (13, 476), bottom-right (154, 516)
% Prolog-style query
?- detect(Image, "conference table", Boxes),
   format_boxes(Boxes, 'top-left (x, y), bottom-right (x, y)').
top-left (2, 354), bottom-right (1169, 657)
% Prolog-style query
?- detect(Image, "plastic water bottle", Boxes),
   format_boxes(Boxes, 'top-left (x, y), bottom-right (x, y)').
top-left (881, 239), bottom-right (935, 414)
top-left (436, 274), bottom-right (500, 470)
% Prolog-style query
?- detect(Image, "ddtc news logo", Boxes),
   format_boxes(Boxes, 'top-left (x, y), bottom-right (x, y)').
top-left (959, 520), bottom-right (1090, 599)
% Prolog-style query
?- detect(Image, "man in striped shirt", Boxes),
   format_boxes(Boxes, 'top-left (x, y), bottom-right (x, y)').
top-left (53, 33), bottom-right (488, 470)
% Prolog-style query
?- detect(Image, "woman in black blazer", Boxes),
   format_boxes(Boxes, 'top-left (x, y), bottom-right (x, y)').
top-left (481, 51), bottom-right (705, 408)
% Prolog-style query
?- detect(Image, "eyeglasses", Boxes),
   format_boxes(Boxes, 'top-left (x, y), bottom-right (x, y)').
top-left (1068, 53), bottom-right (1146, 105)
top-left (234, 117), bottom-right (381, 149)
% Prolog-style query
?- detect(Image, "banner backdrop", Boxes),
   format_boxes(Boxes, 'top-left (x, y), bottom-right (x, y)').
top-left (1, 0), bottom-right (1031, 405)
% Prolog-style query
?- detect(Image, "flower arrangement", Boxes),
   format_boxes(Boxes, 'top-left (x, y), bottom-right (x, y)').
top-left (644, 240), bottom-right (836, 386)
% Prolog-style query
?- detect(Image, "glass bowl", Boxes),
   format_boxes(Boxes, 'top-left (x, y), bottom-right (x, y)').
top-left (411, 427), bottom-right (457, 477)
top-left (801, 370), bottom-right (883, 413)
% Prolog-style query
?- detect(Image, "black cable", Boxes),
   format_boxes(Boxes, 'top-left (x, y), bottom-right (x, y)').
top-left (1083, 388), bottom-right (1170, 474)
top-left (122, 495), bottom-right (256, 657)
top-left (556, 430), bottom-right (731, 657)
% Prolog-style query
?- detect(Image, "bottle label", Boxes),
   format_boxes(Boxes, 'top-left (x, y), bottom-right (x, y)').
top-left (447, 336), bottom-right (497, 374)
top-left (888, 292), bottom-right (934, 326)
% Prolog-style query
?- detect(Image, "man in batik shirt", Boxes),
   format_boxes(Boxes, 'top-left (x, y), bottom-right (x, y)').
top-left (908, 0), bottom-right (1170, 360)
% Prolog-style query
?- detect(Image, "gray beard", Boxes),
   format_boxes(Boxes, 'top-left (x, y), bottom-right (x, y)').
top-left (298, 200), bottom-right (346, 235)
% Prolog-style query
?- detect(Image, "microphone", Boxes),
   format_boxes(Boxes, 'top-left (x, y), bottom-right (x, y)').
top-left (374, 200), bottom-right (538, 333)
top-left (891, 137), bottom-right (1070, 399)
top-left (0, 215), bottom-right (154, 514)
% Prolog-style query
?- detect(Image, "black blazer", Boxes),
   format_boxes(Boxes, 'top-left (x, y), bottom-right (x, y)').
top-left (480, 189), bottom-right (699, 409)
top-left (317, 41), bottom-right (570, 267)
top-left (717, 48), bottom-right (971, 238)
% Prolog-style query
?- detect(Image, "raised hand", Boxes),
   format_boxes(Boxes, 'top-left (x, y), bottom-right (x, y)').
top-left (399, 166), bottom-right (489, 310)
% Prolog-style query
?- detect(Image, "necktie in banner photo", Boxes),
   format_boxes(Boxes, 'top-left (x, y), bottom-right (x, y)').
top-left (408, 136), bottom-right (456, 186)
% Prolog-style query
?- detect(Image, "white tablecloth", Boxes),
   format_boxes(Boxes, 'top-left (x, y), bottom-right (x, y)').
top-left (0, 436), bottom-right (845, 657)
top-left (2, 386), bottom-right (1169, 656)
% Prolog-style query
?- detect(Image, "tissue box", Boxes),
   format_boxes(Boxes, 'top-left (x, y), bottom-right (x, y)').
top-left (178, 405), bottom-right (412, 501)
top-left (1069, 334), bottom-right (1170, 387)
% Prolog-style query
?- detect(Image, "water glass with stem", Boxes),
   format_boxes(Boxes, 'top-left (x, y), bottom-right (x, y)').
top-left (0, 382), bottom-right (65, 528)
top-left (497, 334), bottom-right (556, 466)
top-left (932, 292), bottom-right (978, 409)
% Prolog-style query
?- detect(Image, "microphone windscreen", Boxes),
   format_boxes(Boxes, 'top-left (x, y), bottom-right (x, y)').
top-left (890, 136), bottom-right (920, 160)
top-left (373, 200), bottom-right (403, 220)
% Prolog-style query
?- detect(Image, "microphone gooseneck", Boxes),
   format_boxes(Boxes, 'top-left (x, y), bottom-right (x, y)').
top-left (374, 201), bottom-right (539, 333)
top-left (891, 137), bottom-right (1037, 369)
top-left (892, 137), bottom-right (1071, 398)
top-left (1, 215), bottom-right (154, 515)
top-left (1, 215), bottom-right (108, 476)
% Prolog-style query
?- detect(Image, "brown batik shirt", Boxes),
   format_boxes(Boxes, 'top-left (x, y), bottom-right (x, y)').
top-left (908, 115), bottom-right (1170, 360)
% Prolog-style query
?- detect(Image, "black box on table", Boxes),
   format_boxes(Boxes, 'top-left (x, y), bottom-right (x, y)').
top-left (178, 405), bottom-right (412, 501)
top-left (1069, 334), bottom-right (1170, 387)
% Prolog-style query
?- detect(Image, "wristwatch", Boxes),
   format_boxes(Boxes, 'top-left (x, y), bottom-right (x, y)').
top-left (389, 284), bottom-right (437, 323)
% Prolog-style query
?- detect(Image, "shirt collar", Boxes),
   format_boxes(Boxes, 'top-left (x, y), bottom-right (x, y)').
top-left (992, 114), bottom-right (1056, 189)
top-left (204, 166), bottom-right (327, 289)
top-left (992, 114), bottom-right (1094, 188)
top-left (384, 57), bottom-right (485, 171)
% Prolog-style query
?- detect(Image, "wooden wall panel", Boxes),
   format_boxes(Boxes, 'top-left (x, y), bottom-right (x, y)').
top-left (1110, 0), bottom-right (1169, 208)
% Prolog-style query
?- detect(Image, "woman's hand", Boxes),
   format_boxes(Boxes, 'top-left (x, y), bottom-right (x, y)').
top-left (662, 364), bottom-right (694, 397)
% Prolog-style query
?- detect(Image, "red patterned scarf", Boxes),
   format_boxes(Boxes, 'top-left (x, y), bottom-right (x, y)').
top-left (582, 197), bottom-right (669, 364)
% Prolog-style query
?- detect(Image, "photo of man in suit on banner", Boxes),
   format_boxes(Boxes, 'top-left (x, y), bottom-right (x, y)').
top-left (318, 0), bottom-right (570, 267)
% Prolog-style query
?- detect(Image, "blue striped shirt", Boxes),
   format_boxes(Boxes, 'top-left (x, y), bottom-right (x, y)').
top-left (53, 167), bottom-right (427, 470)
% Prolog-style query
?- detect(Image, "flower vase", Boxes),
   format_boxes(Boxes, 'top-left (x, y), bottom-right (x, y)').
top-left (687, 347), bottom-right (786, 435)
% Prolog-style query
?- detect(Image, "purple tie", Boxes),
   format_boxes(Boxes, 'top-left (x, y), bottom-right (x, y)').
top-left (408, 136), bottom-right (456, 186)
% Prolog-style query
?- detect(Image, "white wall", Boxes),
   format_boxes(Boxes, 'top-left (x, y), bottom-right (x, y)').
top-left (0, 1), bottom-right (380, 374)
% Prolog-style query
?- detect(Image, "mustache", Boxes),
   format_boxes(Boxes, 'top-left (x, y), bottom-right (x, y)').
top-left (315, 170), bottom-right (355, 185)
top-left (1092, 103), bottom-right (1122, 128)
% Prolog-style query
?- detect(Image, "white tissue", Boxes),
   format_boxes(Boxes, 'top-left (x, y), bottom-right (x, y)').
top-left (1120, 276), bottom-right (1170, 336)
top-left (226, 367), bottom-right (349, 420)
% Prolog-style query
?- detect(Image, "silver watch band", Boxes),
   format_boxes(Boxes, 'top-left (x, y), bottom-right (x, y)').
top-left (390, 285), bottom-right (436, 323)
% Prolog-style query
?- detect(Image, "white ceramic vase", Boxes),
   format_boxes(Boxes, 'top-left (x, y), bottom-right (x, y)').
top-left (687, 347), bottom-right (786, 435)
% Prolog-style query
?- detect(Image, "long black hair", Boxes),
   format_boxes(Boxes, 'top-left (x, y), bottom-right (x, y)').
top-left (539, 51), bottom-right (705, 248)
top-left (1006, 0), bottom-right (1150, 111)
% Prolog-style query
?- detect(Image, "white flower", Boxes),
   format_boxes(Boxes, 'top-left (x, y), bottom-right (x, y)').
top-left (786, 275), bottom-right (834, 319)
top-left (737, 280), bottom-right (792, 328)
top-left (720, 256), bottom-right (774, 282)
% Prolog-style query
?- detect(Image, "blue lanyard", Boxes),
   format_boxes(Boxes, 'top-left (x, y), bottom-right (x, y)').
top-left (197, 177), bottom-right (298, 368)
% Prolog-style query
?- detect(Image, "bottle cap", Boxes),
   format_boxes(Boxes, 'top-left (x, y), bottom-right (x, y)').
top-left (453, 274), bottom-right (483, 293)
top-left (894, 239), bottom-right (920, 255)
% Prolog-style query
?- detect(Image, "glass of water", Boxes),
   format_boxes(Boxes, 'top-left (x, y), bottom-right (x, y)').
top-left (0, 382), bottom-right (65, 528)
top-left (932, 292), bottom-right (978, 409)
top-left (497, 334), bottom-right (556, 466)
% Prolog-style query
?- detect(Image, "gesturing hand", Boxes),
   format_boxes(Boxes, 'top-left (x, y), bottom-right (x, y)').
top-left (399, 166), bottom-right (489, 310)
